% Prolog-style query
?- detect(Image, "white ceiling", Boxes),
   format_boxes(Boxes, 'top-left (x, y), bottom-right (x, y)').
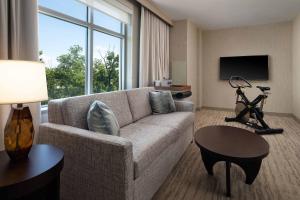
top-left (152, 0), bottom-right (300, 30)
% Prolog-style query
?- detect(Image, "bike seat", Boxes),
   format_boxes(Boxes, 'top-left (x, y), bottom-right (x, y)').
top-left (257, 86), bottom-right (270, 91)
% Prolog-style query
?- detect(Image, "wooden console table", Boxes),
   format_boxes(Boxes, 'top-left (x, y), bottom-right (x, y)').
top-left (155, 85), bottom-right (192, 99)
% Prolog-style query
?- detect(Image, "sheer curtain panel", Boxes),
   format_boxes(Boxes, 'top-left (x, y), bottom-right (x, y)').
top-left (139, 7), bottom-right (170, 87)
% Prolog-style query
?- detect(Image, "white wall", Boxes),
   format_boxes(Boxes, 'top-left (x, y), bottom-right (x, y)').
top-left (187, 21), bottom-right (199, 105)
top-left (170, 20), bottom-right (187, 84)
top-left (292, 15), bottom-right (300, 119)
top-left (202, 22), bottom-right (293, 113)
top-left (170, 19), bottom-right (199, 106)
top-left (197, 28), bottom-right (203, 108)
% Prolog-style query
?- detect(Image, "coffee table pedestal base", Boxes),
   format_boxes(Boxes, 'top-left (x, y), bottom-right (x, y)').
top-left (200, 147), bottom-right (262, 197)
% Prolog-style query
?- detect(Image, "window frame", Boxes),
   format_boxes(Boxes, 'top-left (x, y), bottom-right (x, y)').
top-left (38, 3), bottom-right (127, 106)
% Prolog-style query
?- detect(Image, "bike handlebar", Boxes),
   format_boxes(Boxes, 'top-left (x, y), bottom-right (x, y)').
top-left (228, 76), bottom-right (252, 88)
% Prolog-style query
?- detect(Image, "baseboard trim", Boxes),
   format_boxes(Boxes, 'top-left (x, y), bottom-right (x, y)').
top-left (197, 106), bottom-right (293, 117)
top-left (200, 106), bottom-right (234, 112)
top-left (292, 115), bottom-right (300, 123)
top-left (195, 107), bottom-right (201, 111)
top-left (265, 111), bottom-right (293, 117)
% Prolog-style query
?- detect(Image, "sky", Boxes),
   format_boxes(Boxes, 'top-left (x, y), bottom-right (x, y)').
top-left (38, 0), bottom-right (122, 68)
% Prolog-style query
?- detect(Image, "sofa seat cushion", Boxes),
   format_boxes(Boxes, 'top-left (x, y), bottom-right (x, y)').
top-left (120, 123), bottom-right (179, 179)
top-left (137, 112), bottom-right (195, 132)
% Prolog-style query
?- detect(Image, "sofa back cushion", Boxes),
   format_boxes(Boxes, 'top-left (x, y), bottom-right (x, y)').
top-left (126, 87), bottom-right (154, 121)
top-left (60, 90), bottom-right (133, 129)
top-left (48, 98), bottom-right (65, 125)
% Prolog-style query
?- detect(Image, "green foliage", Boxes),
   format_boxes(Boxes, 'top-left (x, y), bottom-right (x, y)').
top-left (93, 51), bottom-right (119, 93)
top-left (40, 45), bottom-right (119, 104)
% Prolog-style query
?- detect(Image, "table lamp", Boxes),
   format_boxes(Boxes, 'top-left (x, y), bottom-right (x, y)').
top-left (0, 60), bottom-right (48, 161)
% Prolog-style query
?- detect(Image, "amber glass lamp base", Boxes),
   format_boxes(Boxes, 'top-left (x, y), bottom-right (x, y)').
top-left (4, 104), bottom-right (34, 161)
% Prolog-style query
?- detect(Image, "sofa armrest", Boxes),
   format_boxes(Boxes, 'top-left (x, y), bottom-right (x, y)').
top-left (174, 101), bottom-right (194, 112)
top-left (38, 123), bottom-right (134, 200)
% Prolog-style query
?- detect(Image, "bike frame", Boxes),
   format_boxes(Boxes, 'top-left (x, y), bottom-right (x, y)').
top-left (225, 76), bottom-right (283, 134)
top-left (236, 88), bottom-right (267, 109)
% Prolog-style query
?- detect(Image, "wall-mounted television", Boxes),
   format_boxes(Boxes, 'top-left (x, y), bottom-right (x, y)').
top-left (219, 55), bottom-right (269, 80)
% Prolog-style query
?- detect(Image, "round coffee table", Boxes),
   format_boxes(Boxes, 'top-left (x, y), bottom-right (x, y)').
top-left (195, 125), bottom-right (269, 197)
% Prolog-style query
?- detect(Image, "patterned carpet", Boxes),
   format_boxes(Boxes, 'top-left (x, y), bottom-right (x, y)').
top-left (153, 109), bottom-right (300, 200)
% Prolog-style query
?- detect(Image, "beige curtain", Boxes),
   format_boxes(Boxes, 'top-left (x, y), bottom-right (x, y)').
top-left (139, 7), bottom-right (170, 87)
top-left (0, 0), bottom-right (39, 150)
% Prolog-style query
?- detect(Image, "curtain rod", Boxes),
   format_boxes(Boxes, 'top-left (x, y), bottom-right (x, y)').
top-left (136, 0), bottom-right (173, 26)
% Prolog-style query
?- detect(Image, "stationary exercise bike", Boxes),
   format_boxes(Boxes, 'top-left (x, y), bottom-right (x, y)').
top-left (225, 76), bottom-right (283, 134)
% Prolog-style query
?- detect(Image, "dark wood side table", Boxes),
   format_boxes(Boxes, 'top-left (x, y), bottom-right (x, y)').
top-left (195, 126), bottom-right (269, 197)
top-left (0, 144), bottom-right (64, 200)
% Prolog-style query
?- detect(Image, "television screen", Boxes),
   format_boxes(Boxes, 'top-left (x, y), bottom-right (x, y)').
top-left (219, 55), bottom-right (269, 80)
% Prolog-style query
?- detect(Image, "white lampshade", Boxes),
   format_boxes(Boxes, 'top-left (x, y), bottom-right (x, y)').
top-left (0, 60), bottom-right (48, 104)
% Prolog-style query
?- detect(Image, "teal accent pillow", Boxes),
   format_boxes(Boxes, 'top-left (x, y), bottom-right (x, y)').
top-left (149, 91), bottom-right (176, 114)
top-left (87, 100), bottom-right (120, 136)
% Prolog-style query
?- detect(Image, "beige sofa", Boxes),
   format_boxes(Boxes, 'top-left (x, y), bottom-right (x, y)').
top-left (38, 87), bottom-right (194, 200)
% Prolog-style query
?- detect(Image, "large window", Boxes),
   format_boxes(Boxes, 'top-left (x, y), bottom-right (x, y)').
top-left (93, 31), bottom-right (121, 93)
top-left (38, 0), bottom-right (128, 105)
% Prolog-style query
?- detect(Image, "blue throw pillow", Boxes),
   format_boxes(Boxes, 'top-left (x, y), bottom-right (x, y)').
top-left (149, 91), bottom-right (176, 114)
top-left (87, 100), bottom-right (120, 136)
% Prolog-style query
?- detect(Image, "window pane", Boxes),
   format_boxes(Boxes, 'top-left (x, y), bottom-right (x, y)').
top-left (93, 31), bottom-right (121, 93)
top-left (39, 0), bottom-right (87, 21)
top-left (39, 14), bottom-right (87, 104)
top-left (93, 9), bottom-right (122, 33)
